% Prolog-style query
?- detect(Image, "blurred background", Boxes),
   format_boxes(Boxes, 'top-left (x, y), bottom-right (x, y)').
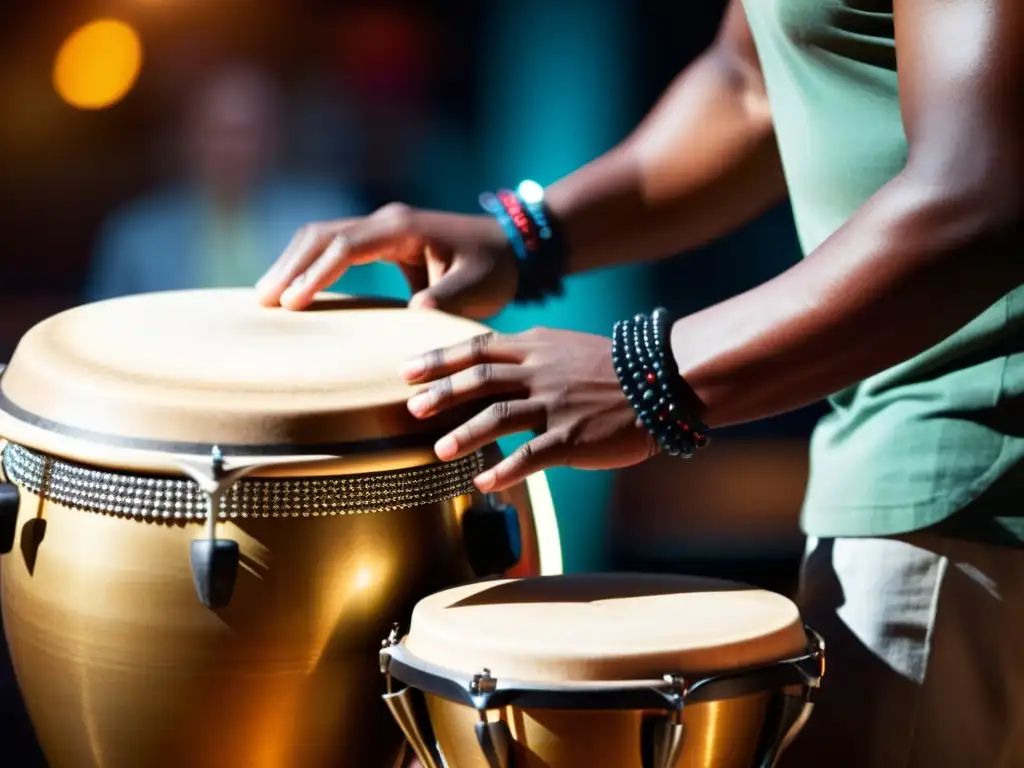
top-left (0, 0), bottom-right (823, 762)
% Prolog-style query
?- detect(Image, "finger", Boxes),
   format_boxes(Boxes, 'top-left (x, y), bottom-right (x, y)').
top-left (410, 253), bottom-right (494, 315)
top-left (277, 204), bottom-right (423, 310)
top-left (257, 224), bottom-right (340, 306)
top-left (473, 431), bottom-right (567, 492)
top-left (399, 262), bottom-right (429, 298)
top-left (408, 244), bottom-right (451, 311)
top-left (406, 364), bottom-right (528, 419)
top-left (279, 234), bottom-right (375, 310)
top-left (433, 400), bottom-right (546, 461)
top-left (400, 332), bottom-right (525, 383)
top-left (424, 244), bottom-right (448, 286)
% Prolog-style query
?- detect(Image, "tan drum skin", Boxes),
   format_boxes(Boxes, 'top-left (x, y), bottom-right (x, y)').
top-left (391, 574), bottom-right (813, 768)
top-left (0, 289), bottom-right (563, 768)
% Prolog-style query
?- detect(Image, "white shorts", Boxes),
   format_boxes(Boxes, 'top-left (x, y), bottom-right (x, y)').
top-left (780, 532), bottom-right (1024, 767)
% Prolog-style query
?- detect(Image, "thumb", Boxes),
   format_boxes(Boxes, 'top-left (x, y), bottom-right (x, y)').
top-left (409, 255), bottom-right (493, 316)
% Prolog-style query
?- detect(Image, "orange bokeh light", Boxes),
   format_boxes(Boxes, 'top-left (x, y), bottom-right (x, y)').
top-left (53, 19), bottom-right (143, 110)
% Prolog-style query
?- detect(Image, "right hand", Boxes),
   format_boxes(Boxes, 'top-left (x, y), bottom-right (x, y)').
top-left (255, 203), bottom-right (519, 319)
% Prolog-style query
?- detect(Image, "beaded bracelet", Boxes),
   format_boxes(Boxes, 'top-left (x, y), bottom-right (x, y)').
top-left (612, 307), bottom-right (711, 458)
top-left (479, 180), bottom-right (566, 303)
top-left (479, 191), bottom-right (529, 261)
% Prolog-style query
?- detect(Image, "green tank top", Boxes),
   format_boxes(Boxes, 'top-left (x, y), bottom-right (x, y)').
top-left (742, 0), bottom-right (1024, 541)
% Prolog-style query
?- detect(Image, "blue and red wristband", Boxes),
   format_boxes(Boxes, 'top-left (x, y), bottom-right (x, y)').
top-left (479, 180), bottom-right (566, 303)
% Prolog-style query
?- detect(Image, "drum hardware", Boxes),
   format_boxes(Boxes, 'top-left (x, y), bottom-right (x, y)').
top-left (469, 670), bottom-right (514, 768)
top-left (174, 446), bottom-right (351, 610)
top-left (462, 493), bottom-right (522, 577)
top-left (0, 368), bottom-right (15, 554)
top-left (176, 446), bottom-right (257, 610)
top-left (751, 685), bottom-right (818, 768)
top-left (0, 440), bottom-right (18, 554)
top-left (0, 436), bottom-right (49, 567)
top-left (382, 624), bottom-right (446, 768)
top-left (640, 677), bottom-right (687, 768)
top-left (0, 477), bottom-right (20, 555)
top-left (380, 624), bottom-right (825, 768)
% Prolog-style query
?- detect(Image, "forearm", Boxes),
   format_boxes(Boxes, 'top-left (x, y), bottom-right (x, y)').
top-left (670, 171), bottom-right (1024, 427)
top-left (546, 45), bottom-right (786, 276)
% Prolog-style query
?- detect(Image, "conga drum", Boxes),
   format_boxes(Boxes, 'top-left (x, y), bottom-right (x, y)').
top-left (0, 289), bottom-right (562, 768)
top-left (380, 574), bottom-right (824, 768)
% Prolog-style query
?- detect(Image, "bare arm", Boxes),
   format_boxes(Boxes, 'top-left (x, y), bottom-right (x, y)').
top-left (671, 0), bottom-right (1024, 427)
top-left (257, 0), bottom-right (786, 313)
top-left (548, 0), bottom-right (787, 275)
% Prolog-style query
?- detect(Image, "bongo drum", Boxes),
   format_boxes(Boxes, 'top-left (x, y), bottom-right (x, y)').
top-left (0, 289), bottom-right (562, 768)
top-left (380, 574), bottom-right (824, 768)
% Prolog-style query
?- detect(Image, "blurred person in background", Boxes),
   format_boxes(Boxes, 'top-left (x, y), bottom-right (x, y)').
top-left (84, 61), bottom-right (384, 301)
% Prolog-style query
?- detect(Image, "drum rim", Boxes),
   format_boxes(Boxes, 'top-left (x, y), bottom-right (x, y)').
top-left (379, 625), bottom-right (825, 713)
top-left (0, 372), bottom-right (450, 458)
top-left (0, 367), bottom-right (450, 474)
top-left (0, 291), bottom-right (493, 455)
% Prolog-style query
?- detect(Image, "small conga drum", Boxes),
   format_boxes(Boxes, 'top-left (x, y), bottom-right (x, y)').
top-left (380, 574), bottom-right (824, 768)
top-left (0, 289), bottom-right (562, 768)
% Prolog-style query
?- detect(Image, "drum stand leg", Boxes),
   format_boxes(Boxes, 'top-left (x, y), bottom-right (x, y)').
top-left (382, 686), bottom-right (445, 768)
top-left (640, 713), bottom-right (686, 768)
top-left (475, 719), bottom-right (514, 768)
top-left (754, 689), bottom-right (816, 768)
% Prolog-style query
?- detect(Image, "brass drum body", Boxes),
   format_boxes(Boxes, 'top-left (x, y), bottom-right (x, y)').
top-left (381, 575), bottom-right (825, 768)
top-left (0, 290), bottom-right (563, 768)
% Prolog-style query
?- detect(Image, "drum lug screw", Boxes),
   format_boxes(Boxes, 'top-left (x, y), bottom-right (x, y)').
top-left (470, 669), bottom-right (497, 696)
top-left (663, 673), bottom-right (686, 692)
top-left (380, 623), bottom-right (401, 673)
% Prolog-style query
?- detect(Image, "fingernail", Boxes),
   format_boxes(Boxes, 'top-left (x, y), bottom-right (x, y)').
top-left (475, 471), bottom-right (495, 491)
top-left (409, 292), bottom-right (437, 311)
top-left (434, 435), bottom-right (457, 460)
top-left (407, 392), bottom-right (431, 416)
top-left (400, 359), bottom-right (425, 381)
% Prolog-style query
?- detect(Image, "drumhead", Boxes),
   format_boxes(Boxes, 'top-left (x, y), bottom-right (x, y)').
top-left (404, 574), bottom-right (807, 683)
top-left (0, 289), bottom-right (490, 462)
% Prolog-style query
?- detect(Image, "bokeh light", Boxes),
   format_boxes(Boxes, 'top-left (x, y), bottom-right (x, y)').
top-left (53, 19), bottom-right (143, 110)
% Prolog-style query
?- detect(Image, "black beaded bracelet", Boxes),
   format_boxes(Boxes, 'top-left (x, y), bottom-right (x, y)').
top-left (612, 308), bottom-right (710, 458)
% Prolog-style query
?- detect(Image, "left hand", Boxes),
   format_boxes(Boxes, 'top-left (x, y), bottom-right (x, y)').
top-left (401, 327), bottom-right (658, 492)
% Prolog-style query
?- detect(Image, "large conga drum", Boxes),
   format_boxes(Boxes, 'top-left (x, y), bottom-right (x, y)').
top-left (0, 289), bottom-right (562, 768)
top-left (380, 574), bottom-right (824, 768)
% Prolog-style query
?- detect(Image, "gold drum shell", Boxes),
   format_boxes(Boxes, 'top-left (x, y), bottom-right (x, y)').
top-left (426, 693), bottom-right (775, 768)
top-left (0, 448), bottom-right (560, 768)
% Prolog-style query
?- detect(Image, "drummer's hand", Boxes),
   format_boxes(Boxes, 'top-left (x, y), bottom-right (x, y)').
top-left (401, 329), bottom-right (658, 492)
top-left (255, 204), bottom-right (519, 319)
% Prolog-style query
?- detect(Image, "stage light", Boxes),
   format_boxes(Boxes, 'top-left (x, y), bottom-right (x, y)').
top-left (53, 19), bottom-right (143, 110)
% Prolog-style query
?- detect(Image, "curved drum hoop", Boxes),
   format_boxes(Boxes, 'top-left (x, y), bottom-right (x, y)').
top-left (0, 291), bottom-right (563, 768)
top-left (378, 575), bottom-right (826, 768)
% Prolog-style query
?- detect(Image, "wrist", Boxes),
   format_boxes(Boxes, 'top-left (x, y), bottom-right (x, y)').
top-left (475, 213), bottom-right (522, 298)
top-left (478, 181), bottom-right (567, 304)
top-left (612, 307), bottom-right (711, 458)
